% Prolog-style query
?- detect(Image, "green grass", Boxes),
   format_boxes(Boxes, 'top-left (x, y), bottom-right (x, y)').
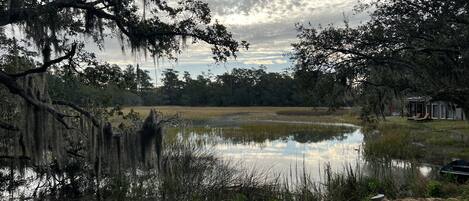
top-left (118, 106), bottom-right (361, 125)
top-left (165, 123), bottom-right (355, 145)
top-left (363, 117), bottom-right (469, 164)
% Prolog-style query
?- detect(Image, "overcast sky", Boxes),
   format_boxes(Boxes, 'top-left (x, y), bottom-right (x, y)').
top-left (88, 0), bottom-right (369, 85)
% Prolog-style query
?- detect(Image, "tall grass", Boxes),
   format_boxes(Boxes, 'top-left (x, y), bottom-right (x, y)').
top-left (5, 139), bottom-right (469, 200)
top-left (97, 140), bottom-right (466, 201)
top-left (363, 117), bottom-right (469, 164)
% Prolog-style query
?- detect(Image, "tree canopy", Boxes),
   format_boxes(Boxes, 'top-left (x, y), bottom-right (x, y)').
top-left (0, 0), bottom-right (247, 191)
top-left (0, 0), bottom-right (246, 132)
top-left (292, 0), bottom-right (469, 117)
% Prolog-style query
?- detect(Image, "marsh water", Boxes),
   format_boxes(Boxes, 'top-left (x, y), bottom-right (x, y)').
top-left (167, 120), bottom-right (436, 182)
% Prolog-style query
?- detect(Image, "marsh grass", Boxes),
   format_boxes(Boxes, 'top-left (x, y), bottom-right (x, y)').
top-left (109, 107), bottom-right (469, 200)
top-left (99, 140), bottom-right (469, 201)
top-left (363, 117), bottom-right (469, 164)
top-left (165, 123), bottom-right (355, 145)
top-left (118, 106), bottom-right (362, 125)
top-left (275, 107), bottom-right (355, 116)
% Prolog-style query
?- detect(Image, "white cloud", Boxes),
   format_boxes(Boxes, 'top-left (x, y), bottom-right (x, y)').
top-left (85, 0), bottom-right (369, 80)
top-left (274, 59), bottom-right (288, 64)
top-left (244, 60), bottom-right (274, 65)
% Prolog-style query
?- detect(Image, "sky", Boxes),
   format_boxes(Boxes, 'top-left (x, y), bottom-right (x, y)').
top-left (88, 0), bottom-right (370, 85)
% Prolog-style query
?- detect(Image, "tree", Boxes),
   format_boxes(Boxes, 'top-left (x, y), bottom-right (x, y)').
top-left (0, 0), bottom-right (246, 197)
top-left (0, 0), bottom-right (246, 130)
top-left (161, 69), bottom-right (183, 105)
top-left (180, 72), bottom-right (211, 106)
top-left (292, 0), bottom-right (469, 117)
top-left (136, 67), bottom-right (153, 90)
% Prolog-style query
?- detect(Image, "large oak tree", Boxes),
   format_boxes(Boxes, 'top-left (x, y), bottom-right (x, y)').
top-left (292, 0), bottom-right (469, 117)
top-left (0, 0), bottom-right (246, 196)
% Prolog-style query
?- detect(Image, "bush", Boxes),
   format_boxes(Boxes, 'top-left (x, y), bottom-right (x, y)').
top-left (426, 180), bottom-right (443, 197)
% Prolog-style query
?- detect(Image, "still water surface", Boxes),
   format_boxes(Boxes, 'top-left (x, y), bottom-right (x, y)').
top-left (173, 122), bottom-right (362, 179)
top-left (171, 121), bottom-right (435, 181)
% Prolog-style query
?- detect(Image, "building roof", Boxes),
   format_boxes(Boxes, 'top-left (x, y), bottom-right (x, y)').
top-left (407, 96), bottom-right (430, 101)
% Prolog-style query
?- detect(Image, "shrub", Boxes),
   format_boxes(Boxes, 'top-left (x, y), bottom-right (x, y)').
top-left (426, 180), bottom-right (443, 197)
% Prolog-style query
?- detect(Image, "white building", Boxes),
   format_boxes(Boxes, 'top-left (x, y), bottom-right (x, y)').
top-left (407, 97), bottom-right (466, 120)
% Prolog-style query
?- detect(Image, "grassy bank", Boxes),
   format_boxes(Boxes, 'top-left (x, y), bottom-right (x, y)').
top-left (99, 142), bottom-right (469, 201)
top-left (363, 117), bottom-right (469, 164)
top-left (115, 106), bottom-right (469, 200)
top-left (120, 106), bottom-right (361, 124)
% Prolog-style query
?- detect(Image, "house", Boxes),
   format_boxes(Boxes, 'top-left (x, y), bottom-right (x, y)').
top-left (407, 97), bottom-right (466, 120)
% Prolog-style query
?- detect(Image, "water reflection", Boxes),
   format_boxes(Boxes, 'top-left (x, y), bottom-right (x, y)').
top-left (168, 123), bottom-right (437, 181)
top-left (212, 129), bottom-right (364, 180)
top-left (168, 124), bottom-right (363, 179)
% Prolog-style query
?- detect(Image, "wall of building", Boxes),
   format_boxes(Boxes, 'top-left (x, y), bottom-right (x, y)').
top-left (430, 101), bottom-right (465, 120)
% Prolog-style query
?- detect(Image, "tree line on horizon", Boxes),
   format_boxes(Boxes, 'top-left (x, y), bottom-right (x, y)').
top-left (48, 64), bottom-right (352, 107)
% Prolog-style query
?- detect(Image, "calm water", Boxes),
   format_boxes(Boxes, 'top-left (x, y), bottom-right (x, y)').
top-left (171, 121), bottom-right (436, 181)
top-left (172, 122), bottom-right (363, 180)
top-left (212, 129), bottom-right (363, 180)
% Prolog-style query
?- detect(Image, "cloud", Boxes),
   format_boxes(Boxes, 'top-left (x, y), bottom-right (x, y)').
top-left (244, 60), bottom-right (274, 65)
top-left (84, 0), bottom-right (369, 83)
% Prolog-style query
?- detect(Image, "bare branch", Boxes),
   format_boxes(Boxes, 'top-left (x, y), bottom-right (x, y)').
top-left (0, 155), bottom-right (31, 160)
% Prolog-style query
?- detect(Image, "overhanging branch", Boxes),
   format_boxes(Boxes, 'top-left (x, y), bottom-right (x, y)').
top-left (0, 1), bottom-right (233, 49)
top-left (9, 43), bottom-right (77, 78)
top-left (52, 100), bottom-right (101, 127)
top-left (0, 71), bottom-right (73, 129)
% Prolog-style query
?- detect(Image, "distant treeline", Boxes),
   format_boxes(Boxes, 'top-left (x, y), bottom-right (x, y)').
top-left (48, 65), bottom-right (348, 107)
top-left (154, 67), bottom-right (304, 106)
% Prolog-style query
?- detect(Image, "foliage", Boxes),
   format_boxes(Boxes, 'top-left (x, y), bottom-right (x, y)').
top-left (292, 0), bottom-right (469, 118)
top-left (48, 64), bottom-right (317, 107)
top-left (426, 180), bottom-right (443, 197)
top-left (0, 0), bottom-right (247, 199)
top-left (158, 66), bottom-right (305, 106)
top-left (48, 63), bottom-right (147, 106)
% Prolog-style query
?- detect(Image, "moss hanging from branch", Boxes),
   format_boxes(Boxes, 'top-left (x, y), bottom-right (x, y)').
top-left (1, 62), bottom-right (173, 175)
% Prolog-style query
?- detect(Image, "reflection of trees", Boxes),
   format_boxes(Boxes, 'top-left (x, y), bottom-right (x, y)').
top-left (177, 124), bottom-right (354, 145)
top-left (292, 131), bottom-right (347, 144)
